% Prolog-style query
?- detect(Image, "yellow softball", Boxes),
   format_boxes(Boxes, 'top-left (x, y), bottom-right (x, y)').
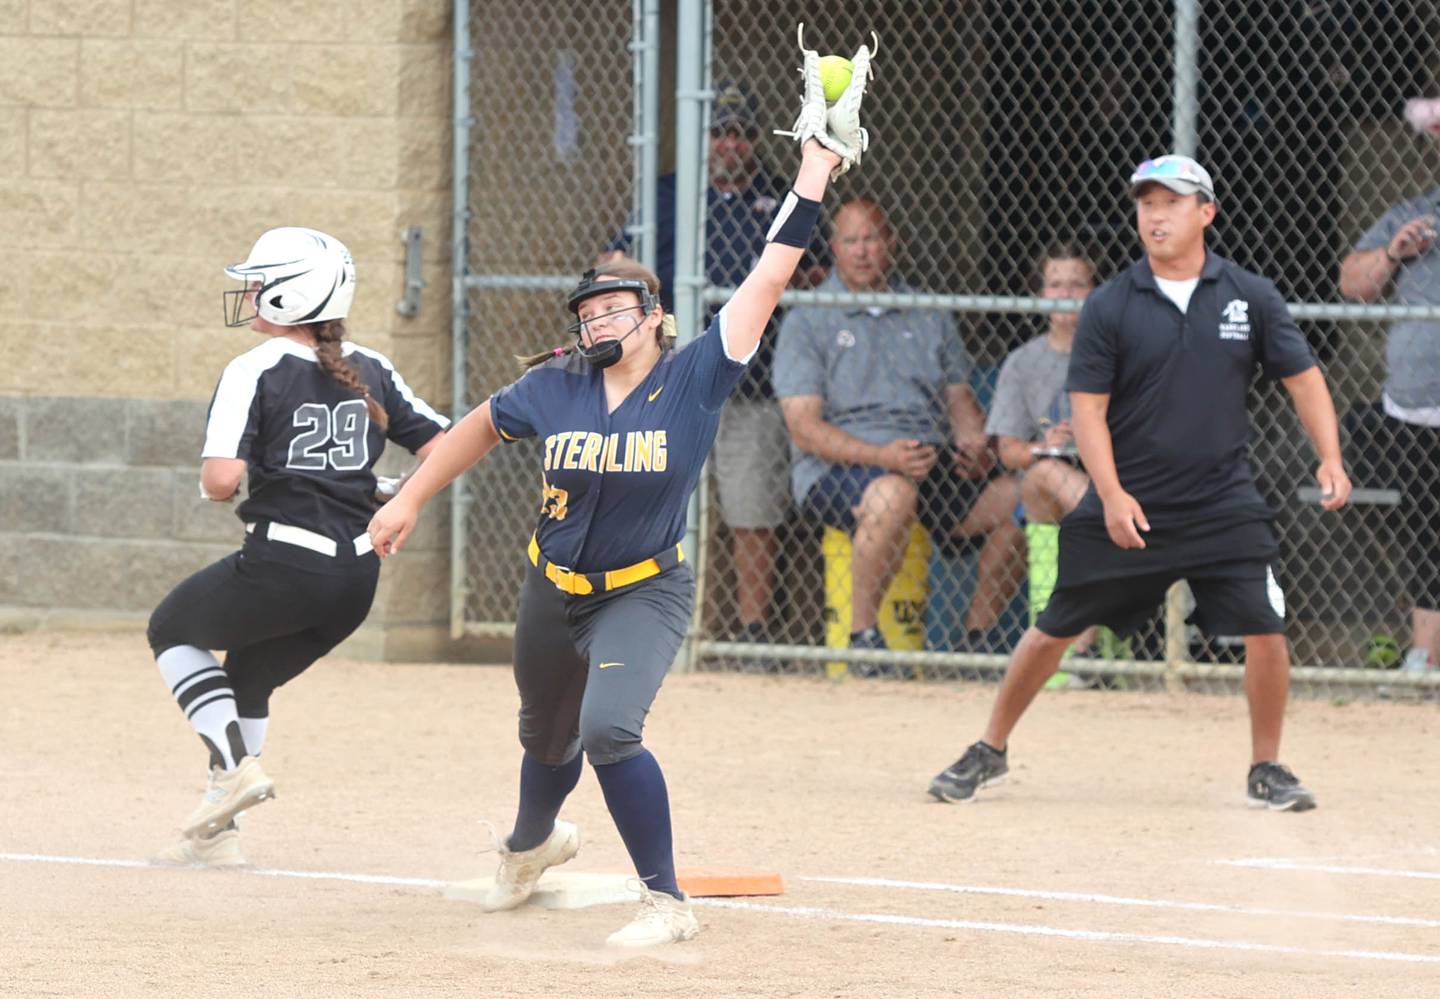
top-left (819, 55), bottom-right (853, 103)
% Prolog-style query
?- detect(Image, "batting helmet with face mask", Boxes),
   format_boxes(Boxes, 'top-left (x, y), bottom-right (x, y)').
top-left (565, 268), bottom-right (658, 369)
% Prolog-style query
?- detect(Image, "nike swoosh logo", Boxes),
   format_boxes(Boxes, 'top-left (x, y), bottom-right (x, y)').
top-left (598, 661), bottom-right (624, 670)
top-left (647, 386), bottom-right (663, 402)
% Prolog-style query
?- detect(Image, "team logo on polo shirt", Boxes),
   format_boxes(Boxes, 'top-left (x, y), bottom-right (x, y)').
top-left (836, 329), bottom-right (855, 348)
top-left (1219, 299), bottom-right (1251, 341)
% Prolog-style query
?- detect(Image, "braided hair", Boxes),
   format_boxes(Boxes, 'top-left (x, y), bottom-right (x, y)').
top-left (309, 319), bottom-right (389, 431)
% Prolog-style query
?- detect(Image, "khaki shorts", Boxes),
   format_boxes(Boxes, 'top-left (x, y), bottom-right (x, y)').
top-left (712, 398), bottom-right (791, 530)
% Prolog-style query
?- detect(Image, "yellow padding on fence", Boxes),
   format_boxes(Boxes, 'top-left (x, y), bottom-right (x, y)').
top-left (823, 523), bottom-right (930, 678)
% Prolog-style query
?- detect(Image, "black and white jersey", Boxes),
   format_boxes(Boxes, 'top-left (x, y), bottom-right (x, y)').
top-left (202, 338), bottom-right (448, 540)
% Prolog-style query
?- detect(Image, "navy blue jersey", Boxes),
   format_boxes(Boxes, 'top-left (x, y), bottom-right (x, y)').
top-left (490, 311), bottom-right (747, 572)
top-left (203, 338), bottom-right (449, 540)
top-left (604, 167), bottom-right (827, 400)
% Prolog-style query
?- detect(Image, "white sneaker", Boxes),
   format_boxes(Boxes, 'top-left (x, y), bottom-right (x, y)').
top-left (153, 828), bottom-right (246, 868)
top-left (180, 757), bottom-right (275, 839)
top-left (605, 886), bottom-right (700, 947)
top-left (482, 820), bottom-right (581, 912)
top-left (1402, 647), bottom-right (1436, 673)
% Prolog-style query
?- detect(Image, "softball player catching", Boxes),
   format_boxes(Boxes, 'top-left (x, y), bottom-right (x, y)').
top-left (368, 33), bottom-right (874, 947)
top-left (149, 226), bottom-right (448, 866)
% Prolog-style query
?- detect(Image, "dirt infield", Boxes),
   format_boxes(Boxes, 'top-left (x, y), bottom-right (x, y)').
top-left (3, 631), bottom-right (1437, 998)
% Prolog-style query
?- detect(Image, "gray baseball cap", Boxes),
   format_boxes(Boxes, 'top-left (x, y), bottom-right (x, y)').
top-left (1129, 155), bottom-right (1216, 201)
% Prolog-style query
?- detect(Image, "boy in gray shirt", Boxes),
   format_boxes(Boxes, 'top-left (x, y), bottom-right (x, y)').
top-left (986, 244), bottom-right (1099, 652)
top-left (987, 245), bottom-right (1097, 526)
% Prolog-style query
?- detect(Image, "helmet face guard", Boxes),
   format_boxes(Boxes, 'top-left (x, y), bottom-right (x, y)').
top-left (223, 280), bottom-right (261, 328)
top-left (223, 227), bottom-right (355, 328)
top-left (566, 269), bottom-right (657, 369)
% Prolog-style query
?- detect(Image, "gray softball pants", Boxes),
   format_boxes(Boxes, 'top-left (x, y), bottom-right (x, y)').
top-left (512, 558), bottom-right (694, 766)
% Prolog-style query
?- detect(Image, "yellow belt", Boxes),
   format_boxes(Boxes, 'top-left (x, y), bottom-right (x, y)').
top-left (527, 534), bottom-right (683, 596)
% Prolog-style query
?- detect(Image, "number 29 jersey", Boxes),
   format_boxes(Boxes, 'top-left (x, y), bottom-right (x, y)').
top-left (202, 337), bottom-right (449, 541)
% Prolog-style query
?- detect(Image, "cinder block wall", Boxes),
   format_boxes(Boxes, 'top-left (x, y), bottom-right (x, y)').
top-left (0, 1), bottom-right (468, 661)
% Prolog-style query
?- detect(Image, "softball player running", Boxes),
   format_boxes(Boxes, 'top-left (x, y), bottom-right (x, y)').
top-left (149, 227), bottom-right (448, 866)
top-left (368, 33), bottom-right (874, 947)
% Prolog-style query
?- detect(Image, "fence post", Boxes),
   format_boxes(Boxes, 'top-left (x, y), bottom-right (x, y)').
top-left (673, 0), bottom-right (707, 672)
top-left (1163, 582), bottom-right (1189, 693)
top-left (1172, 0), bottom-right (1200, 157)
top-left (449, 0), bottom-right (475, 641)
top-left (629, 0), bottom-right (661, 271)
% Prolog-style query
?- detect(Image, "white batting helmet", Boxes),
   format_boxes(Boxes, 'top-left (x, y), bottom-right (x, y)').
top-left (224, 227), bottom-right (356, 327)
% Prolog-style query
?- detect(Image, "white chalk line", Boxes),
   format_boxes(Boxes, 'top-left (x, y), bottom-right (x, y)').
top-left (1217, 858), bottom-right (1440, 881)
top-left (799, 874), bottom-right (1440, 929)
top-left (2, 852), bottom-right (1435, 964)
top-left (699, 898), bottom-right (1440, 964)
top-left (0, 852), bottom-right (446, 888)
top-left (1225, 847), bottom-right (1440, 864)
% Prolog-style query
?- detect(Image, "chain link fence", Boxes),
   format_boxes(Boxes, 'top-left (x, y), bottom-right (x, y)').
top-left (455, 0), bottom-right (1440, 699)
top-left (452, 0), bottom-right (645, 636)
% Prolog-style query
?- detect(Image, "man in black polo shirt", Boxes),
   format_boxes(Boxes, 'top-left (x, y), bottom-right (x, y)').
top-left (928, 155), bottom-right (1351, 812)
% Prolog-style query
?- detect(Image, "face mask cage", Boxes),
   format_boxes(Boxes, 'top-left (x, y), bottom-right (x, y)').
top-left (566, 301), bottom-right (650, 342)
top-left (223, 277), bottom-right (263, 328)
top-left (563, 270), bottom-right (659, 366)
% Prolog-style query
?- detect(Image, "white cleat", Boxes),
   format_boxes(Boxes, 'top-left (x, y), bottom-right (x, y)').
top-left (152, 827), bottom-right (246, 868)
top-left (605, 886), bottom-right (700, 948)
top-left (482, 820), bottom-right (582, 912)
top-left (180, 757), bottom-right (275, 839)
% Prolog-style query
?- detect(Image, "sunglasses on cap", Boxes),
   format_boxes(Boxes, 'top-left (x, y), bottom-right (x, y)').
top-left (1129, 156), bottom-right (1215, 198)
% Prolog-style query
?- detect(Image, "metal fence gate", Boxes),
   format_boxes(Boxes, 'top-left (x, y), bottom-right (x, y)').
top-left (452, 0), bottom-right (1440, 699)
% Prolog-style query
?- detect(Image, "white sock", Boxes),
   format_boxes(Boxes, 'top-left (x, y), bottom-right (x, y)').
top-left (156, 645), bottom-right (245, 770)
top-left (238, 716), bottom-right (269, 757)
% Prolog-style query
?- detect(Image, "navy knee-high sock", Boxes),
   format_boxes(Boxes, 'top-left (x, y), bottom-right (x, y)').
top-left (592, 749), bottom-right (681, 899)
top-left (508, 751), bottom-right (583, 851)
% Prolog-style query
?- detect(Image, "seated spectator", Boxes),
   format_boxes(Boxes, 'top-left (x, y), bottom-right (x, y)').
top-left (989, 243), bottom-right (1096, 521)
top-left (1337, 95), bottom-right (1440, 673)
top-left (987, 242), bottom-right (1099, 652)
top-left (599, 82), bottom-right (827, 650)
top-left (774, 198), bottom-right (1026, 656)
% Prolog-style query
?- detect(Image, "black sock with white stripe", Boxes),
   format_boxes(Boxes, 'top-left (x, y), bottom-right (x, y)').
top-left (156, 646), bottom-right (246, 770)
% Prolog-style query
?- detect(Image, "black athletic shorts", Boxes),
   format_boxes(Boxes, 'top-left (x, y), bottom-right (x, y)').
top-left (1035, 559), bottom-right (1286, 639)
